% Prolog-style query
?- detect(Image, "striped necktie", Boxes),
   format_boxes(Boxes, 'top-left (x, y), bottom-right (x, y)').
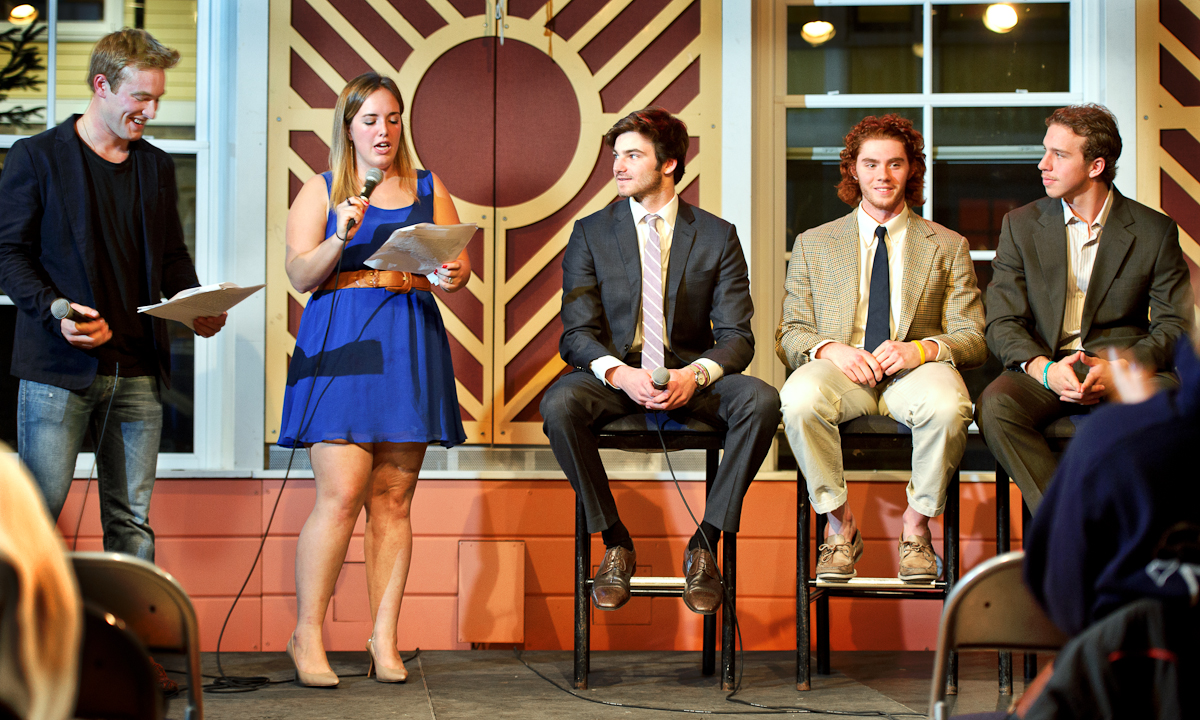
top-left (641, 214), bottom-right (665, 371)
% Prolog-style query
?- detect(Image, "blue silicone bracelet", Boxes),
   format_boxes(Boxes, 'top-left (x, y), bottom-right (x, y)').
top-left (1042, 360), bottom-right (1051, 391)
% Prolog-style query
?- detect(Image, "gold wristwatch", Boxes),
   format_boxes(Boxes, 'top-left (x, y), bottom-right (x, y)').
top-left (691, 363), bottom-right (709, 388)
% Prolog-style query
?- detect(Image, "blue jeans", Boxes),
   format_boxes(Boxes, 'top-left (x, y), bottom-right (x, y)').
top-left (18, 375), bottom-right (163, 561)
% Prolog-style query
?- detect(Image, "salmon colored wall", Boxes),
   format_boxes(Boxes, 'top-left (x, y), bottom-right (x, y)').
top-left (56, 477), bottom-right (1023, 654)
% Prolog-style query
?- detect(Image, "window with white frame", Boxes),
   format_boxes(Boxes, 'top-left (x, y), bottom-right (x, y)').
top-left (782, 1), bottom-right (1081, 398)
top-left (0, 0), bottom-right (125, 42)
top-left (0, 0), bottom-right (207, 461)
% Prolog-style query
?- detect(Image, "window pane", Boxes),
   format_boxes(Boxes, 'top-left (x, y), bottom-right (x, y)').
top-left (172, 154), bottom-right (197, 258)
top-left (785, 159), bottom-right (845, 252)
top-left (160, 152), bottom-right (197, 452)
top-left (159, 323), bottom-right (194, 453)
top-left (933, 3), bottom-right (1070, 93)
top-left (787, 107), bottom-right (923, 150)
top-left (140, 1), bottom-right (198, 140)
top-left (787, 5), bottom-right (922, 95)
top-left (59, 1), bottom-right (107, 22)
top-left (0, 22), bottom-right (49, 135)
top-left (933, 106), bottom-right (1058, 147)
top-left (786, 108), bottom-right (923, 249)
top-left (931, 161), bottom-right (1045, 254)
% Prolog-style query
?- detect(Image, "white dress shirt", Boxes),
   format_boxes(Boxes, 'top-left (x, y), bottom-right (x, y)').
top-left (811, 203), bottom-right (948, 362)
top-left (1059, 188), bottom-right (1114, 351)
top-left (590, 196), bottom-right (724, 387)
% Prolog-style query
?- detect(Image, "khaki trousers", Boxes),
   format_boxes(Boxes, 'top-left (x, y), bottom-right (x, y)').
top-left (780, 359), bottom-right (972, 517)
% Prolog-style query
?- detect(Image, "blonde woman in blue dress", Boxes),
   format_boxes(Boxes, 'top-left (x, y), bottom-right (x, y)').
top-left (279, 72), bottom-right (469, 687)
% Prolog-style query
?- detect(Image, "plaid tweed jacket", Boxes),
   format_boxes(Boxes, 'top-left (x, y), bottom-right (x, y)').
top-left (775, 209), bottom-right (987, 373)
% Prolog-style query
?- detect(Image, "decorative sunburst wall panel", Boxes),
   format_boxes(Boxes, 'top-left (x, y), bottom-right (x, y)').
top-left (1138, 0), bottom-right (1200, 309)
top-left (267, 1), bottom-right (723, 446)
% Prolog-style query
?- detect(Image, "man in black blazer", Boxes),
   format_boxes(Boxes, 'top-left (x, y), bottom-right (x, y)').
top-left (541, 107), bottom-right (780, 614)
top-left (0, 29), bottom-right (225, 560)
top-left (977, 104), bottom-right (1194, 513)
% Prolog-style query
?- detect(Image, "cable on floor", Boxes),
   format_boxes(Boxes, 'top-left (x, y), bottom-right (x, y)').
top-left (513, 649), bottom-right (923, 718)
top-left (161, 649), bottom-right (421, 694)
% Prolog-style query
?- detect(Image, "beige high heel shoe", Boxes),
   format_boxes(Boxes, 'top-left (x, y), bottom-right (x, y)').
top-left (366, 637), bottom-right (408, 683)
top-left (286, 637), bottom-right (339, 687)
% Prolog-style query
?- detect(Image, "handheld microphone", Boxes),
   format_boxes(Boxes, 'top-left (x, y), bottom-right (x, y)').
top-left (651, 366), bottom-right (670, 391)
top-left (51, 298), bottom-right (90, 323)
top-left (346, 168), bottom-right (385, 234)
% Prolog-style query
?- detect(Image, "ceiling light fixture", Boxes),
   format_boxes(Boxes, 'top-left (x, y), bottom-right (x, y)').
top-left (801, 20), bottom-right (836, 47)
top-left (983, 4), bottom-right (1019, 34)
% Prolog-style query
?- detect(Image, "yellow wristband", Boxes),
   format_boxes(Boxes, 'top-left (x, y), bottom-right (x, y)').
top-left (913, 340), bottom-right (926, 365)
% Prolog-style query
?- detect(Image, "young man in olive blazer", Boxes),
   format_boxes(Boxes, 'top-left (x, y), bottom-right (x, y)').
top-left (977, 104), bottom-right (1194, 513)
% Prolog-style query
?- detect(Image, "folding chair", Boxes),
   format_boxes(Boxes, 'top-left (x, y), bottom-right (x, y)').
top-left (77, 602), bottom-right (164, 720)
top-left (994, 415), bottom-right (1075, 692)
top-left (929, 551), bottom-right (1068, 720)
top-left (70, 552), bottom-right (204, 720)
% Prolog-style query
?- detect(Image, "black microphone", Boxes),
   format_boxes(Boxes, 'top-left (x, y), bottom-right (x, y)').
top-left (651, 366), bottom-right (670, 391)
top-left (51, 298), bottom-right (91, 323)
top-left (346, 168), bottom-right (385, 234)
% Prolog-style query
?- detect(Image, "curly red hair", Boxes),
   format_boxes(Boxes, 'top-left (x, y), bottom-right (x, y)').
top-left (837, 114), bottom-right (926, 208)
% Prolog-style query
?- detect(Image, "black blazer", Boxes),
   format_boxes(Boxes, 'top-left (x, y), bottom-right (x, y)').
top-left (986, 190), bottom-right (1195, 373)
top-left (0, 116), bottom-right (200, 390)
top-left (559, 198), bottom-right (754, 374)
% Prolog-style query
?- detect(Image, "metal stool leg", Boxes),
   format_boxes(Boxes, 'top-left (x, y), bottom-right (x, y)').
top-left (701, 450), bottom-right (718, 677)
top-left (996, 463), bottom-right (1013, 695)
top-left (797, 473), bottom-right (811, 690)
top-left (702, 615), bottom-right (716, 676)
top-left (722, 529), bottom-right (737, 690)
top-left (944, 471), bottom-right (960, 696)
top-left (574, 498), bottom-right (591, 690)
top-left (1022, 502), bottom-right (1038, 683)
top-left (814, 512), bottom-right (830, 676)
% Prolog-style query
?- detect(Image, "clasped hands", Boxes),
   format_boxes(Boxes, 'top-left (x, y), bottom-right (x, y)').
top-left (1031, 350), bottom-right (1147, 405)
top-left (816, 339), bottom-right (934, 387)
top-left (606, 364), bottom-right (697, 411)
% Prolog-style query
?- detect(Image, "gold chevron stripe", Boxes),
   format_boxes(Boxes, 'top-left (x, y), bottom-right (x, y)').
top-left (592, 0), bottom-right (695, 87)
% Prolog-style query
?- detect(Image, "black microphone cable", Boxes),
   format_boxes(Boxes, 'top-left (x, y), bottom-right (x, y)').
top-left (512, 386), bottom-right (924, 718)
top-left (70, 362), bottom-right (119, 552)
top-left (204, 240), bottom-right (348, 693)
top-left (206, 173), bottom-right (400, 693)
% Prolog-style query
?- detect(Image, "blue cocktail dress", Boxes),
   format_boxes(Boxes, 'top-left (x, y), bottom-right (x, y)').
top-left (278, 170), bottom-right (467, 448)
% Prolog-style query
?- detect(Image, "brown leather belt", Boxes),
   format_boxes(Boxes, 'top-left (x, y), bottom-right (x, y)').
top-left (317, 269), bottom-right (431, 294)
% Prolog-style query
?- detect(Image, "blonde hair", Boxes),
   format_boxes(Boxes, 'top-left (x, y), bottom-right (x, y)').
top-left (0, 448), bottom-right (81, 720)
top-left (329, 73), bottom-right (416, 207)
top-left (86, 28), bottom-right (180, 94)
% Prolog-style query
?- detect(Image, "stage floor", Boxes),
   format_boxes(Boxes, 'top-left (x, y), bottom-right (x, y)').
top-left (163, 650), bottom-right (1032, 719)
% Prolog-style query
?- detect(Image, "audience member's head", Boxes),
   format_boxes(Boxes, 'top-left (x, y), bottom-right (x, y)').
top-left (0, 449), bottom-right (80, 720)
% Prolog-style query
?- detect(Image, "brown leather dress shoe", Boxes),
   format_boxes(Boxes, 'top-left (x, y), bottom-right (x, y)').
top-left (592, 545), bottom-right (636, 610)
top-left (681, 548), bottom-right (722, 615)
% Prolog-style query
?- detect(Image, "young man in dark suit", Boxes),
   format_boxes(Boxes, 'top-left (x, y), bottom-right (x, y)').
top-left (541, 107), bottom-right (781, 615)
top-left (976, 104), bottom-right (1194, 513)
top-left (0, 29), bottom-right (226, 559)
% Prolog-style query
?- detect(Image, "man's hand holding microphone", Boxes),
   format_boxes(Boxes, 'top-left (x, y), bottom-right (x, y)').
top-left (605, 364), bottom-right (697, 411)
top-left (52, 298), bottom-right (111, 350)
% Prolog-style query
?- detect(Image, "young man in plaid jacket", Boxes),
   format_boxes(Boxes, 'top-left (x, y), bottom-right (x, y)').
top-left (776, 115), bottom-right (986, 583)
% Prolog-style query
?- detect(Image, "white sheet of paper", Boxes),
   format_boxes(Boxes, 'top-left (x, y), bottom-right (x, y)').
top-left (363, 223), bottom-right (477, 275)
top-left (138, 282), bottom-right (264, 329)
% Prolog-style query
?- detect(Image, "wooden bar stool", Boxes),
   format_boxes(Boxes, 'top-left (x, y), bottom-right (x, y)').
top-left (573, 413), bottom-right (736, 691)
top-left (796, 415), bottom-right (960, 694)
